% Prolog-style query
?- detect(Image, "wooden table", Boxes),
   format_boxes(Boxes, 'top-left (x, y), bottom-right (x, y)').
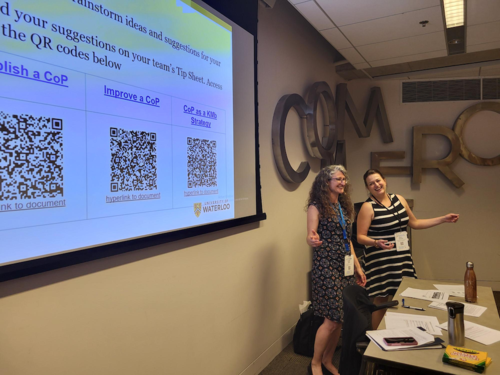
top-left (361, 277), bottom-right (500, 374)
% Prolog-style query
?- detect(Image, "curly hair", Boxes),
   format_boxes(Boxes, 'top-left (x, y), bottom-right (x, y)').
top-left (306, 165), bottom-right (354, 221)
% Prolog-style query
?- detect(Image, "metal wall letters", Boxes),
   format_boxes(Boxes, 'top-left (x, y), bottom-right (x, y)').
top-left (372, 102), bottom-right (500, 188)
top-left (413, 126), bottom-right (464, 188)
top-left (453, 102), bottom-right (500, 166)
top-left (271, 82), bottom-right (393, 183)
top-left (273, 82), bottom-right (498, 188)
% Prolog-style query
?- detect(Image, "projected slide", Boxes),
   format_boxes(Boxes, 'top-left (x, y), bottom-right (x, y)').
top-left (0, 0), bottom-right (237, 265)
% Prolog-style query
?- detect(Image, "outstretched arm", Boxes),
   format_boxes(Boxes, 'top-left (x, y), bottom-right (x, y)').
top-left (398, 195), bottom-right (459, 230)
top-left (306, 205), bottom-right (323, 247)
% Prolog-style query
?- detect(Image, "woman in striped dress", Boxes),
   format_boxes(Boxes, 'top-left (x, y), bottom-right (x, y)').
top-left (356, 169), bottom-right (459, 329)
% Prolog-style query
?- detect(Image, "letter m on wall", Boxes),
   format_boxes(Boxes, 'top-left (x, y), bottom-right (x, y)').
top-left (336, 83), bottom-right (393, 143)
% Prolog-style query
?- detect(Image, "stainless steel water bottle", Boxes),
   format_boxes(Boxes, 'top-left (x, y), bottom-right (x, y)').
top-left (446, 302), bottom-right (465, 346)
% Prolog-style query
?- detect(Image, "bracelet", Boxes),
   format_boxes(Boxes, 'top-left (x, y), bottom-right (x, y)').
top-left (374, 239), bottom-right (379, 248)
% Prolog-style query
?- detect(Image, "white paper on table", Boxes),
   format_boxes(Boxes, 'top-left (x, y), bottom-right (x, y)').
top-left (385, 312), bottom-right (442, 335)
top-left (428, 301), bottom-right (487, 318)
top-left (438, 320), bottom-right (500, 345)
top-left (366, 327), bottom-right (435, 351)
top-left (433, 284), bottom-right (465, 298)
top-left (400, 287), bottom-right (450, 302)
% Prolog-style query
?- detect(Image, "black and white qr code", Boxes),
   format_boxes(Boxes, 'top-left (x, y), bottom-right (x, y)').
top-left (187, 137), bottom-right (217, 188)
top-left (0, 111), bottom-right (63, 200)
top-left (110, 127), bottom-right (157, 192)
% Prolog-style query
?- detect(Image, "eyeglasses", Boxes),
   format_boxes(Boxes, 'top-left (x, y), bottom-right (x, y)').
top-left (330, 177), bottom-right (347, 183)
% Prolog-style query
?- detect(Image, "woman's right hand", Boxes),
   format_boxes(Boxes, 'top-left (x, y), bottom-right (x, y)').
top-left (377, 240), bottom-right (394, 249)
top-left (307, 229), bottom-right (323, 248)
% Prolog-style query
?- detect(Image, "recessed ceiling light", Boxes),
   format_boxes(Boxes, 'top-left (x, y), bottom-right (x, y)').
top-left (448, 39), bottom-right (461, 44)
top-left (443, 0), bottom-right (464, 28)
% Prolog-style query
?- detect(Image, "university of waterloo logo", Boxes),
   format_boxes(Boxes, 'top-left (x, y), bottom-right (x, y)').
top-left (194, 203), bottom-right (202, 217)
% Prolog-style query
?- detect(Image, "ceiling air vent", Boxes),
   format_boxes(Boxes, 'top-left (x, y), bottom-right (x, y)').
top-left (402, 79), bottom-right (480, 103)
top-left (482, 78), bottom-right (500, 100)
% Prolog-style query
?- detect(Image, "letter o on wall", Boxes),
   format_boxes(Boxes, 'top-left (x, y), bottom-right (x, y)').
top-left (271, 94), bottom-right (311, 183)
top-left (305, 81), bottom-right (336, 159)
top-left (453, 102), bottom-right (500, 166)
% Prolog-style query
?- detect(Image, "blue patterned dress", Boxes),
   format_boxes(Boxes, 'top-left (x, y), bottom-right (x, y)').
top-left (311, 203), bottom-right (356, 322)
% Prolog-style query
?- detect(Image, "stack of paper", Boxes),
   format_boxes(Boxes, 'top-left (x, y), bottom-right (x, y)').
top-left (385, 312), bottom-right (442, 335)
top-left (438, 321), bottom-right (500, 345)
top-left (428, 301), bottom-right (487, 317)
top-left (433, 284), bottom-right (465, 298)
top-left (366, 327), bottom-right (444, 351)
top-left (400, 287), bottom-right (450, 302)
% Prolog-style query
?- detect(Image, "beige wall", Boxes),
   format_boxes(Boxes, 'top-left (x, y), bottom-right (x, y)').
top-left (343, 79), bottom-right (500, 291)
top-left (0, 2), bottom-right (342, 375)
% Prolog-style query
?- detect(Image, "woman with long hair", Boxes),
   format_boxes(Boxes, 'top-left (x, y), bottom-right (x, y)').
top-left (357, 169), bottom-right (459, 329)
top-left (306, 165), bottom-right (366, 375)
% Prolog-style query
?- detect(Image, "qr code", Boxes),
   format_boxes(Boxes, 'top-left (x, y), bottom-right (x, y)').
top-left (0, 111), bottom-right (63, 200)
top-left (110, 127), bottom-right (157, 192)
top-left (187, 137), bottom-right (217, 188)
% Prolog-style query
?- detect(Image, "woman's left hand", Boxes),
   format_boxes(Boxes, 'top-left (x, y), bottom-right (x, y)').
top-left (443, 213), bottom-right (459, 223)
top-left (355, 268), bottom-right (366, 287)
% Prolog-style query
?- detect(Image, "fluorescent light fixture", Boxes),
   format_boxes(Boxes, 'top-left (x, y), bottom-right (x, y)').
top-left (443, 0), bottom-right (464, 28)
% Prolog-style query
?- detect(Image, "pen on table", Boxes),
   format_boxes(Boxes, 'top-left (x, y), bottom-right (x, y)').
top-left (404, 305), bottom-right (425, 311)
top-left (402, 298), bottom-right (425, 311)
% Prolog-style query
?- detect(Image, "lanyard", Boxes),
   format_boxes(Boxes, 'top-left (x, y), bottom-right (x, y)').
top-left (371, 194), bottom-right (404, 231)
top-left (334, 202), bottom-right (351, 254)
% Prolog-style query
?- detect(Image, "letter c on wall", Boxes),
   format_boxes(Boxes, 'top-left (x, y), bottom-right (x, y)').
top-left (272, 94), bottom-right (311, 183)
top-left (272, 82), bottom-right (338, 183)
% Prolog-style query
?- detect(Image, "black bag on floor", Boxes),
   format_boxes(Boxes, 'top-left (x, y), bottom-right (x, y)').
top-left (293, 305), bottom-right (323, 357)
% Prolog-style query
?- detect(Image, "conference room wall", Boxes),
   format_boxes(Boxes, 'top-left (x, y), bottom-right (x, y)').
top-left (344, 78), bottom-right (500, 292)
top-left (0, 1), bottom-right (341, 375)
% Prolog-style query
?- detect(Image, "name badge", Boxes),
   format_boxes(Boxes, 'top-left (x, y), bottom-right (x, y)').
top-left (344, 255), bottom-right (354, 276)
top-left (395, 231), bottom-right (410, 251)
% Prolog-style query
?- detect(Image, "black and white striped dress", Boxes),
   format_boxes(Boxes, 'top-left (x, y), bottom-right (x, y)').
top-left (363, 194), bottom-right (417, 297)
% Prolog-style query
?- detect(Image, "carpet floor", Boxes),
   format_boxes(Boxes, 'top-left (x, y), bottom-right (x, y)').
top-left (259, 342), bottom-right (341, 375)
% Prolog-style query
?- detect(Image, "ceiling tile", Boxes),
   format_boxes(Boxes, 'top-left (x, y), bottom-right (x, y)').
top-left (338, 47), bottom-right (366, 64)
top-left (340, 6), bottom-right (443, 47)
top-left (288, 0), bottom-right (310, 5)
top-left (358, 31), bottom-right (446, 62)
top-left (294, 1), bottom-right (335, 31)
top-left (467, 0), bottom-right (500, 26)
top-left (353, 62), bottom-right (371, 70)
top-left (314, 0), bottom-right (440, 27)
top-left (320, 28), bottom-right (352, 50)
top-left (467, 21), bottom-right (500, 47)
top-left (369, 50), bottom-right (447, 67)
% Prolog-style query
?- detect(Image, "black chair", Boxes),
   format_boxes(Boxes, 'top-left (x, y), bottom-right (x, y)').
top-left (339, 285), bottom-right (398, 375)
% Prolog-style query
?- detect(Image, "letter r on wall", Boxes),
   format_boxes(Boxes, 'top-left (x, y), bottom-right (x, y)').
top-left (412, 125), bottom-right (464, 188)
